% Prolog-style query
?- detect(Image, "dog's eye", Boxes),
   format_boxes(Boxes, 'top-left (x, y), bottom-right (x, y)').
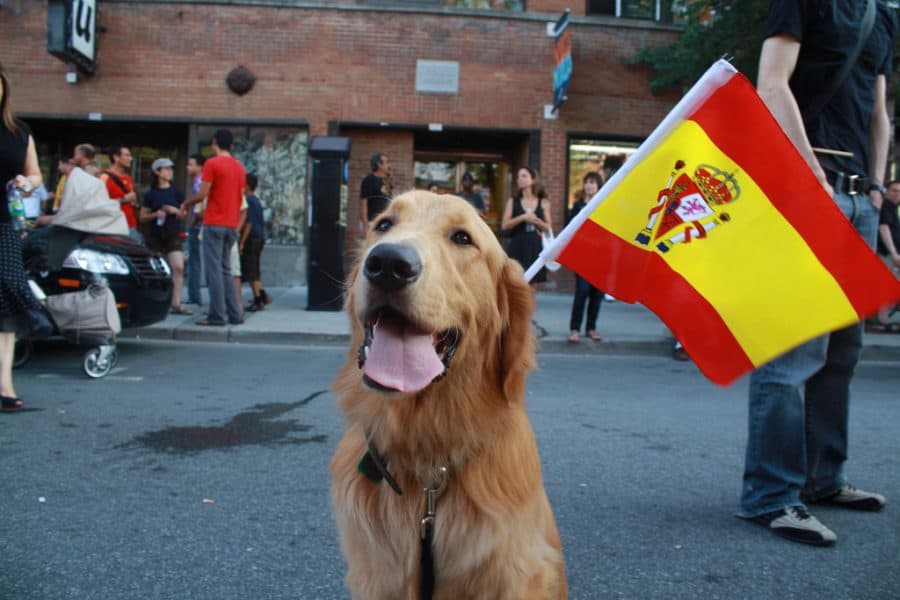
top-left (451, 230), bottom-right (473, 246)
top-left (374, 219), bottom-right (393, 233)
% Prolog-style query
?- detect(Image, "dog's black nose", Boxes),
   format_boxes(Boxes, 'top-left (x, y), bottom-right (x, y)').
top-left (364, 243), bottom-right (422, 292)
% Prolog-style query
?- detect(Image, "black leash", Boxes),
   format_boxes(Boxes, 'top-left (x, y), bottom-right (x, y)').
top-left (357, 431), bottom-right (447, 600)
top-left (418, 467), bottom-right (447, 600)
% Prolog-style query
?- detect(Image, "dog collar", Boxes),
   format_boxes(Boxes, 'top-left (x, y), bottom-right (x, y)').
top-left (357, 429), bottom-right (403, 496)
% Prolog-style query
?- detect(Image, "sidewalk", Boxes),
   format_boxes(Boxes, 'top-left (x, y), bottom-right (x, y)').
top-left (121, 287), bottom-right (900, 363)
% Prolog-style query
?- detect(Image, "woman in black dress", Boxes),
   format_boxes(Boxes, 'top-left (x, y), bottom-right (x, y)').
top-left (0, 64), bottom-right (43, 410)
top-left (501, 166), bottom-right (553, 284)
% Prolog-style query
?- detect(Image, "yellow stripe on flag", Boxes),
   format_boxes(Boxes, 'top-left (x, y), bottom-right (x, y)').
top-left (589, 120), bottom-right (858, 364)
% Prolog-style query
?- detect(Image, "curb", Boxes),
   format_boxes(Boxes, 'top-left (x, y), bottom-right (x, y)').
top-left (118, 326), bottom-right (900, 364)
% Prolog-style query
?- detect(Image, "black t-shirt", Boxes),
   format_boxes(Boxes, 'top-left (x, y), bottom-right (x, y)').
top-left (457, 191), bottom-right (485, 212)
top-left (142, 186), bottom-right (185, 231)
top-left (361, 173), bottom-right (391, 221)
top-left (764, 0), bottom-right (895, 175)
top-left (877, 201), bottom-right (900, 256)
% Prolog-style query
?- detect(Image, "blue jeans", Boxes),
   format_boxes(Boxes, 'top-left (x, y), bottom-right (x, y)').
top-left (740, 191), bottom-right (879, 517)
top-left (569, 274), bottom-right (603, 332)
top-left (186, 228), bottom-right (203, 305)
top-left (202, 225), bottom-right (242, 324)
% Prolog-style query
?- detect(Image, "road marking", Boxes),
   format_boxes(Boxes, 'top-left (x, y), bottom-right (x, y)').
top-left (36, 373), bottom-right (144, 382)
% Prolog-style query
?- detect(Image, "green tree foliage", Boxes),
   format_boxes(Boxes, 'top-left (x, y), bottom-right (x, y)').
top-left (630, 1), bottom-right (771, 92)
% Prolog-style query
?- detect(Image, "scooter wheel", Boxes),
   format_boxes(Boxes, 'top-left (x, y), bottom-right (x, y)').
top-left (83, 347), bottom-right (114, 378)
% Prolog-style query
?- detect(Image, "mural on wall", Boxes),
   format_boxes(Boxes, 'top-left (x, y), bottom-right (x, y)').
top-left (233, 129), bottom-right (309, 246)
top-left (200, 126), bottom-right (309, 246)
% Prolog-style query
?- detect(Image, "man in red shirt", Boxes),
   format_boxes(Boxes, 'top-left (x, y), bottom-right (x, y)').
top-left (99, 145), bottom-right (140, 242)
top-left (182, 129), bottom-right (246, 326)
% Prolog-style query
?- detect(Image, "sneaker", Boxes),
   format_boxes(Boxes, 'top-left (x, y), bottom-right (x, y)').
top-left (809, 484), bottom-right (886, 512)
top-left (751, 506), bottom-right (837, 546)
top-left (246, 301), bottom-right (264, 312)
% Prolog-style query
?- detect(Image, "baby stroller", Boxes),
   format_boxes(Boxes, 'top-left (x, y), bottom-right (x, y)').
top-left (16, 280), bottom-right (122, 378)
top-left (13, 166), bottom-right (129, 378)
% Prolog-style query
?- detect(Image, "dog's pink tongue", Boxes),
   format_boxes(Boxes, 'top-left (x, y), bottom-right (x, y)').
top-left (364, 315), bottom-right (444, 393)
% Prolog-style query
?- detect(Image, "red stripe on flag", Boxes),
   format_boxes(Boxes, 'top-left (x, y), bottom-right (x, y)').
top-left (558, 219), bottom-right (754, 384)
top-left (689, 75), bottom-right (900, 316)
top-left (557, 218), bottom-right (646, 303)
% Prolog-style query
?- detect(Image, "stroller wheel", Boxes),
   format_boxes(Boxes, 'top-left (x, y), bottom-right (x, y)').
top-left (83, 345), bottom-right (115, 378)
top-left (13, 338), bottom-right (33, 369)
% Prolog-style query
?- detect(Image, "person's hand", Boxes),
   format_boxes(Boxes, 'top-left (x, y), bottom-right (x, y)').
top-left (812, 167), bottom-right (834, 199)
top-left (868, 189), bottom-right (883, 211)
top-left (13, 175), bottom-right (34, 194)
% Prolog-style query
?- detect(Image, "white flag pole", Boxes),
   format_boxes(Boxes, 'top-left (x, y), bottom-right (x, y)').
top-left (523, 59), bottom-right (738, 282)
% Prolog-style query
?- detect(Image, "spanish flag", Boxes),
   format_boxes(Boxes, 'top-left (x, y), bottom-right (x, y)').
top-left (529, 60), bottom-right (900, 385)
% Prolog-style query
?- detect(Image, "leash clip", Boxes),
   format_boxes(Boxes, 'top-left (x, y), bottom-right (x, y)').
top-left (420, 466), bottom-right (448, 540)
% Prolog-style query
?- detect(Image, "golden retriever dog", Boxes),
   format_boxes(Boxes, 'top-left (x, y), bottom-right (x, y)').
top-left (331, 191), bottom-right (566, 599)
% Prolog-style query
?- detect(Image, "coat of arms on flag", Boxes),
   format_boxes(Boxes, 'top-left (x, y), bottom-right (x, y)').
top-left (529, 60), bottom-right (900, 385)
top-left (635, 161), bottom-right (740, 253)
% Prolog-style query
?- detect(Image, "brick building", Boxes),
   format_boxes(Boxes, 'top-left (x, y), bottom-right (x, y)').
top-left (0, 0), bottom-right (680, 286)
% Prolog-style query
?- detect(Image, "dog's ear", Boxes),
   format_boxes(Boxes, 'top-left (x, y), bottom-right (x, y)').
top-left (497, 258), bottom-right (536, 402)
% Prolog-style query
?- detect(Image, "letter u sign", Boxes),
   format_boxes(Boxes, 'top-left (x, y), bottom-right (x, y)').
top-left (71, 0), bottom-right (96, 62)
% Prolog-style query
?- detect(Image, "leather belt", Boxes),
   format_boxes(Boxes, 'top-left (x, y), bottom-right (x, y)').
top-left (824, 169), bottom-right (868, 196)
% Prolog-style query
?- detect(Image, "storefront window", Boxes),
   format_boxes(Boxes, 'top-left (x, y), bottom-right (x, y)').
top-left (441, 0), bottom-right (524, 10)
top-left (197, 126), bottom-right (308, 245)
top-left (567, 139), bottom-right (639, 210)
top-left (414, 159), bottom-right (506, 232)
top-left (364, 0), bottom-right (523, 10)
top-left (586, 0), bottom-right (684, 23)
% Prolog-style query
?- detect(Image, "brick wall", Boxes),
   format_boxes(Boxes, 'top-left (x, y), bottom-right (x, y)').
top-left (1, 0), bottom-right (680, 286)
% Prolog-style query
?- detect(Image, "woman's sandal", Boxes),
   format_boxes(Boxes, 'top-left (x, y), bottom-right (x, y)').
top-left (568, 331), bottom-right (581, 343)
top-left (170, 305), bottom-right (194, 316)
top-left (1, 396), bottom-right (24, 411)
top-left (870, 322), bottom-right (900, 334)
top-left (587, 330), bottom-right (603, 341)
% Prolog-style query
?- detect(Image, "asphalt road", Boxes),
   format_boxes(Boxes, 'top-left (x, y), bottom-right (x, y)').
top-left (2, 340), bottom-right (898, 599)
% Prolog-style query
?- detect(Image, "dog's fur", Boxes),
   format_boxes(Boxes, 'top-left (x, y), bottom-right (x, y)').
top-left (331, 191), bottom-right (566, 599)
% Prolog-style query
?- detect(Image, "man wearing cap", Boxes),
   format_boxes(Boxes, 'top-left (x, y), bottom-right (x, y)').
top-left (182, 129), bottom-right (246, 326)
top-left (100, 145), bottom-right (141, 242)
top-left (456, 171), bottom-right (486, 217)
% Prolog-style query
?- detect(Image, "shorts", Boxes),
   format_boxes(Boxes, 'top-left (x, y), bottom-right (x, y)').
top-left (240, 237), bottom-right (264, 282)
top-left (145, 227), bottom-right (184, 254)
top-left (230, 240), bottom-right (241, 278)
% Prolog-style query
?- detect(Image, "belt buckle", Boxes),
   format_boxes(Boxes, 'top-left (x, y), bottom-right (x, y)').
top-left (846, 174), bottom-right (859, 196)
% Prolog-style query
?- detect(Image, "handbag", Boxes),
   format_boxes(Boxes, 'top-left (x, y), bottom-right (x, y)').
top-left (23, 305), bottom-right (54, 339)
top-left (45, 284), bottom-right (122, 339)
top-left (22, 280), bottom-right (53, 338)
top-left (541, 229), bottom-right (561, 272)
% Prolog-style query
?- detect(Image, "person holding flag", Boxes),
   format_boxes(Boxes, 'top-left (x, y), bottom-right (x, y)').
top-left (525, 7), bottom-right (898, 548)
top-left (739, 0), bottom-right (894, 546)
